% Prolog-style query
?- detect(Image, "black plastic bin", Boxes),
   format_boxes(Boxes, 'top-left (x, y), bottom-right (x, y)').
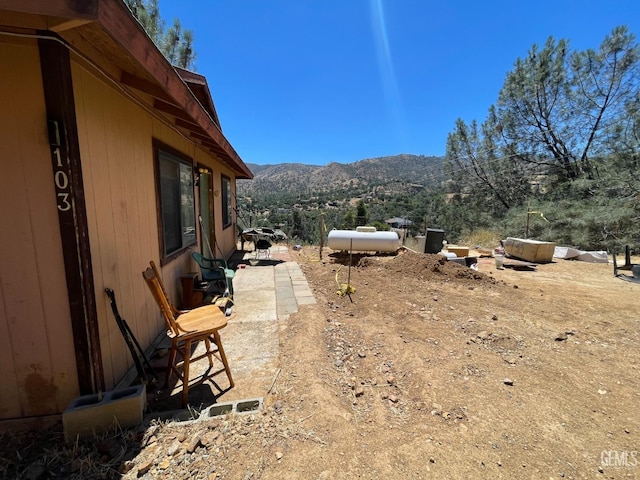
top-left (425, 228), bottom-right (445, 254)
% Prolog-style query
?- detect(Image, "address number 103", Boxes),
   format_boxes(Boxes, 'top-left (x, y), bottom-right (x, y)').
top-left (52, 146), bottom-right (71, 212)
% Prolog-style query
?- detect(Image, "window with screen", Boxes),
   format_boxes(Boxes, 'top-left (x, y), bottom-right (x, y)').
top-left (154, 141), bottom-right (196, 260)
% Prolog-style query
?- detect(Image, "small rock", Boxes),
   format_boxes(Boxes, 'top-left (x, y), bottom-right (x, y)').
top-left (274, 400), bottom-right (284, 413)
top-left (335, 359), bottom-right (344, 368)
top-left (201, 431), bottom-right (220, 447)
top-left (120, 460), bottom-right (135, 474)
top-left (275, 451), bottom-right (283, 460)
top-left (492, 314), bottom-right (498, 321)
top-left (555, 333), bottom-right (568, 342)
top-left (477, 331), bottom-right (489, 340)
top-left (186, 434), bottom-right (202, 453)
top-left (624, 428), bottom-right (630, 434)
top-left (355, 386), bottom-right (365, 397)
top-left (503, 378), bottom-right (514, 386)
top-left (167, 439), bottom-right (182, 456)
top-left (358, 351), bottom-right (367, 358)
top-left (598, 465), bottom-right (604, 473)
top-left (386, 375), bottom-right (395, 385)
top-left (389, 395), bottom-right (399, 403)
top-left (137, 458), bottom-right (153, 475)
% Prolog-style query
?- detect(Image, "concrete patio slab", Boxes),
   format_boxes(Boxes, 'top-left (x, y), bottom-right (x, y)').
top-left (146, 245), bottom-right (314, 412)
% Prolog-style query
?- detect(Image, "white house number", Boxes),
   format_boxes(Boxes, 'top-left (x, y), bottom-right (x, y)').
top-left (53, 147), bottom-right (71, 212)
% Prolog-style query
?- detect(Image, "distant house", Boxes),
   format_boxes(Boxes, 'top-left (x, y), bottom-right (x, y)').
top-left (385, 217), bottom-right (413, 229)
top-left (0, 0), bottom-right (252, 422)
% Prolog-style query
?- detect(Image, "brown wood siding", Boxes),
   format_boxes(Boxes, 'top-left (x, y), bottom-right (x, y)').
top-left (72, 62), bottom-right (221, 388)
top-left (73, 63), bottom-right (160, 389)
top-left (0, 38), bottom-right (79, 419)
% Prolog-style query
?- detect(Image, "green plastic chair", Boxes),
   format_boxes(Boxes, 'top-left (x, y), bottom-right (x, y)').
top-left (192, 252), bottom-right (235, 295)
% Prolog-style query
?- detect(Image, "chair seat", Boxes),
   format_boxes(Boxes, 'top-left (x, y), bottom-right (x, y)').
top-left (170, 306), bottom-right (231, 337)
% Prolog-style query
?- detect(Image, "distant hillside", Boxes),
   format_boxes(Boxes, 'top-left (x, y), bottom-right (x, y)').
top-left (237, 154), bottom-right (444, 197)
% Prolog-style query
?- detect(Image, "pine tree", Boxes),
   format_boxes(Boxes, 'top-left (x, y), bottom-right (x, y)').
top-left (125, 0), bottom-right (196, 70)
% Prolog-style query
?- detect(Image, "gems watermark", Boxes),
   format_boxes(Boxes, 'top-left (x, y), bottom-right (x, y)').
top-left (600, 450), bottom-right (638, 468)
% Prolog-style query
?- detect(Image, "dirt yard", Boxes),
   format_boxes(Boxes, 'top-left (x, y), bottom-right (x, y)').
top-left (2, 247), bottom-right (639, 479)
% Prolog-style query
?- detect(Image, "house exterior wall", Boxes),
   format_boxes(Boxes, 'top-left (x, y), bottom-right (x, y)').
top-left (0, 37), bottom-right (79, 419)
top-left (0, 35), bottom-right (240, 420)
top-left (72, 61), bottom-right (238, 390)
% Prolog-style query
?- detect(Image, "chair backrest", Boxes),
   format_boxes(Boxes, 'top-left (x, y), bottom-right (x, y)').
top-left (192, 252), bottom-right (227, 281)
top-left (143, 266), bottom-right (179, 336)
top-left (149, 260), bottom-right (180, 316)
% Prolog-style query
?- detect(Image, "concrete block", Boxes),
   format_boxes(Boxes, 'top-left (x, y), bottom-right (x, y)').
top-left (205, 402), bottom-right (234, 417)
top-left (235, 398), bottom-right (262, 414)
top-left (201, 397), bottom-right (263, 419)
top-left (63, 385), bottom-right (146, 442)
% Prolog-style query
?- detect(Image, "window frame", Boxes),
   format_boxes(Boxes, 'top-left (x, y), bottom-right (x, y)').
top-left (153, 139), bottom-right (197, 264)
top-left (221, 174), bottom-right (232, 229)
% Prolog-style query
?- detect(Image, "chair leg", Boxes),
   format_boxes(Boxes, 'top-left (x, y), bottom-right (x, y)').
top-left (204, 337), bottom-right (214, 367)
top-left (165, 343), bottom-right (177, 388)
top-left (182, 339), bottom-right (192, 407)
top-left (214, 331), bottom-right (234, 388)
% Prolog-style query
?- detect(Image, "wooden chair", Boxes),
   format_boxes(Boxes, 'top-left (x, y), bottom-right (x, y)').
top-left (142, 265), bottom-right (234, 406)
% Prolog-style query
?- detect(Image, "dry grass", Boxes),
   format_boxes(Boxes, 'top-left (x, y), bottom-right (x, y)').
top-left (458, 228), bottom-right (503, 248)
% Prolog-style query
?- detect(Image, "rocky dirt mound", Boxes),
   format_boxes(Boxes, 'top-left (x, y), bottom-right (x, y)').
top-left (384, 250), bottom-right (495, 284)
top-left (329, 250), bottom-right (498, 287)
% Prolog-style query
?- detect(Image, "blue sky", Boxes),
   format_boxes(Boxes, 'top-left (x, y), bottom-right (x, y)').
top-left (160, 1), bottom-right (640, 166)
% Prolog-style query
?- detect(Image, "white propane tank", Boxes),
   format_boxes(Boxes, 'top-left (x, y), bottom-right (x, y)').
top-left (327, 229), bottom-right (401, 252)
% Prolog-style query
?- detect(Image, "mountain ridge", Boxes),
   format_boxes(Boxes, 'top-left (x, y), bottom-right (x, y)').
top-left (238, 154), bottom-right (445, 197)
